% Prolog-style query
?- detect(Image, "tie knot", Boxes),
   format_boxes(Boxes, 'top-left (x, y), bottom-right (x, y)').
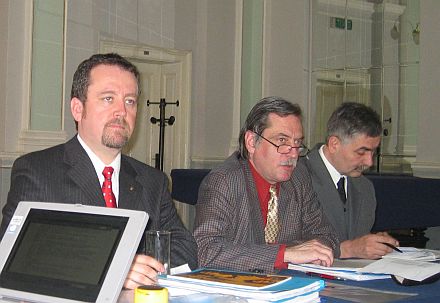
top-left (338, 177), bottom-right (345, 185)
top-left (103, 166), bottom-right (114, 180)
top-left (269, 185), bottom-right (277, 196)
top-left (337, 177), bottom-right (345, 187)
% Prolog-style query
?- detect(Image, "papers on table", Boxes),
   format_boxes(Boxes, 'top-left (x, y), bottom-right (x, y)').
top-left (359, 258), bottom-right (440, 282)
top-left (289, 261), bottom-right (390, 281)
top-left (289, 248), bottom-right (440, 283)
top-left (358, 247), bottom-right (440, 282)
top-left (382, 247), bottom-right (438, 262)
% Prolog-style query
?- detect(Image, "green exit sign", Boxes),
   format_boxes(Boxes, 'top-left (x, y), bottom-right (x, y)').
top-left (331, 17), bottom-right (352, 30)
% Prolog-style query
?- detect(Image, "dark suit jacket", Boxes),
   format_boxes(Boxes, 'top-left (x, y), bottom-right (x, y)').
top-left (193, 152), bottom-right (339, 274)
top-left (302, 145), bottom-right (376, 241)
top-left (0, 136), bottom-right (197, 269)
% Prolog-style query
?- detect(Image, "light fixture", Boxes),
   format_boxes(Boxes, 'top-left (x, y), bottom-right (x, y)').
top-left (389, 20), bottom-right (420, 45)
top-left (390, 21), bottom-right (399, 40)
top-left (412, 22), bottom-right (420, 45)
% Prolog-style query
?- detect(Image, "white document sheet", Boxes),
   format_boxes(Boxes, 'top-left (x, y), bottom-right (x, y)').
top-left (359, 258), bottom-right (440, 281)
top-left (382, 247), bottom-right (438, 262)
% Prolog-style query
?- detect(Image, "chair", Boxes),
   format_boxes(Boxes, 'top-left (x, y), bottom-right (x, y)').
top-left (170, 169), bottom-right (210, 205)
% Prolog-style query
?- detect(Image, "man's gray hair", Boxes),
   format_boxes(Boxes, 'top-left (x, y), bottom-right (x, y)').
top-left (238, 96), bottom-right (302, 159)
top-left (326, 102), bottom-right (382, 143)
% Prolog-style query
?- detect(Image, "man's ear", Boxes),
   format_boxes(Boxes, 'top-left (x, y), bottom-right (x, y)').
top-left (327, 135), bottom-right (340, 154)
top-left (71, 97), bottom-right (84, 122)
top-left (245, 131), bottom-right (257, 155)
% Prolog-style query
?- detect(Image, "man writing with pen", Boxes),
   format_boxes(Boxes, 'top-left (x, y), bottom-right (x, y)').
top-left (302, 102), bottom-right (400, 259)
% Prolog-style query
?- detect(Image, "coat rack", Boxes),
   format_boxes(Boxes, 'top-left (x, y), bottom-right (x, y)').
top-left (147, 98), bottom-right (179, 171)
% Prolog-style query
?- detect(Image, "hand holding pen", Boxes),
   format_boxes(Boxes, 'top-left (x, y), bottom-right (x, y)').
top-left (381, 242), bottom-right (403, 253)
top-left (340, 232), bottom-right (400, 259)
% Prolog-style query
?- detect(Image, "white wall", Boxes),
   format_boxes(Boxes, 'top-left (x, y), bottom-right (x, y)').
top-left (413, 0), bottom-right (440, 178)
top-left (416, 0), bottom-right (440, 248)
top-left (0, 0), bottom-right (7, 151)
top-left (176, 0), bottom-right (237, 167)
top-left (0, 0), bottom-right (375, 172)
top-left (264, 0), bottom-right (308, 115)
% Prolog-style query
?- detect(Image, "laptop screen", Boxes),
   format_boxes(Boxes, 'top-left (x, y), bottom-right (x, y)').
top-left (0, 202), bottom-right (148, 303)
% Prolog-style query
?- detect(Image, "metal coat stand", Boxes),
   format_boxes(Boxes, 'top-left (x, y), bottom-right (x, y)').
top-left (147, 98), bottom-right (179, 171)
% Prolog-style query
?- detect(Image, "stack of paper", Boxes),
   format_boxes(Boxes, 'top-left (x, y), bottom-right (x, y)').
top-left (288, 259), bottom-right (390, 281)
top-left (158, 268), bottom-right (324, 303)
top-left (289, 248), bottom-right (440, 283)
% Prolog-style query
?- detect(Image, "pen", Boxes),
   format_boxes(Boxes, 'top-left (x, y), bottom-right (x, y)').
top-left (306, 272), bottom-right (346, 280)
top-left (382, 242), bottom-right (403, 253)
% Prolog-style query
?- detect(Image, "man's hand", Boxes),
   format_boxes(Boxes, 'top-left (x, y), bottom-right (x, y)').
top-left (123, 254), bottom-right (165, 289)
top-left (340, 232), bottom-right (399, 259)
top-left (284, 239), bottom-right (334, 267)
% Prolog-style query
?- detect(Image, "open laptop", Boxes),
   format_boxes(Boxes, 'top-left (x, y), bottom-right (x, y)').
top-left (0, 201), bottom-right (149, 303)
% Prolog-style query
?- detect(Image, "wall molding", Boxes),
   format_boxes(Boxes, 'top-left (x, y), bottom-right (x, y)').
top-left (0, 152), bottom-right (22, 168)
top-left (18, 130), bottom-right (68, 154)
top-left (411, 161), bottom-right (440, 179)
top-left (190, 156), bottom-right (226, 169)
top-left (316, 0), bottom-right (405, 18)
top-left (229, 0), bottom-right (242, 155)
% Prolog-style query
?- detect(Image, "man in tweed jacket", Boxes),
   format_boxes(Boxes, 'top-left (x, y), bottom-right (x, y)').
top-left (193, 97), bottom-right (339, 273)
top-left (0, 53), bottom-right (197, 288)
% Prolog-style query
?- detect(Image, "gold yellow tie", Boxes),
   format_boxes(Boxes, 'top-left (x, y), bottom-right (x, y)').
top-left (265, 185), bottom-right (279, 243)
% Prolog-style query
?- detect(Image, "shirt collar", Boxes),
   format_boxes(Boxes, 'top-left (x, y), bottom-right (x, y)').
top-left (318, 145), bottom-right (345, 187)
top-left (248, 160), bottom-right (278, 201)
top-left (77, 134), bottom-right (121, 179)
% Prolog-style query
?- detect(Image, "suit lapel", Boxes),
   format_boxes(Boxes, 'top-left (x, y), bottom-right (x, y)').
top-left (64, 136), bottom-right (106, 206)
top-left (118, 157), bottom-right (143, 210)
top-left (308, 148), bottom-right (341, 203)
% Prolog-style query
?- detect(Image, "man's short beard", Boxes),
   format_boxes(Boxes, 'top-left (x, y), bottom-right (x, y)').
top-left (102, 132), bottom-right (129, 149)
top-left (101, 118), bottom-right (131, 149)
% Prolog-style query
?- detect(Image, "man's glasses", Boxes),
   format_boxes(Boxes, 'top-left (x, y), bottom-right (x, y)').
top-left (252, 131), bottom-right (309, 156)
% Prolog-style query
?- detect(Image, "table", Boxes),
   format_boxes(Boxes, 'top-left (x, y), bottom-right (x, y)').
top-left (281, 270), bottom-right (440, 303)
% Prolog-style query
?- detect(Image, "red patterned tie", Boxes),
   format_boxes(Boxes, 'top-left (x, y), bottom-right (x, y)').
top-left (102, 166), bottom-right (116, 208)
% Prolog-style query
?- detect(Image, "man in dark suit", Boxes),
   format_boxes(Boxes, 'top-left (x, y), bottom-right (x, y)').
top-left (303, 102), bottom-right (398, 259)
top-left (194, 96), bottom-right (339, 274)
top-left (0, 53), bottom-right (197, 288)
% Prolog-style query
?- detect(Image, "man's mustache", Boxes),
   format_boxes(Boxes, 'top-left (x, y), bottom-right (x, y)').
top-left (105, 118), bottom-right (129, 129)
top-left (280, 158), bottom-right (297, 167)
top-left (355, 165), bottom-right (369, 172)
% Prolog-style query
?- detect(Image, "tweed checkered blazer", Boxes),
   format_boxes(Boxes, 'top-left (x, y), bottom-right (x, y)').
top-left (193, 152), bottom-right (339, 273)
top-left (1, 136), bottom-right (197, 269)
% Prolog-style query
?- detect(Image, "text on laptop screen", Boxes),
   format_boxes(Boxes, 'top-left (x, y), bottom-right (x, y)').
top-left (0, 209), bottom-right (128, 302)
